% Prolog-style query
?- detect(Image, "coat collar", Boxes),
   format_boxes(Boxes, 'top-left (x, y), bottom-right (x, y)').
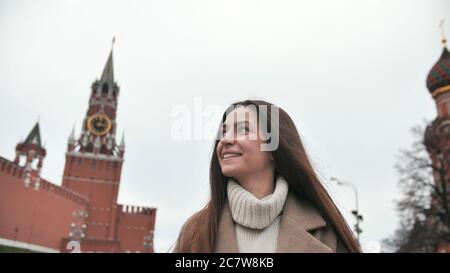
top-left (214, 193), bottom-right (333, 253)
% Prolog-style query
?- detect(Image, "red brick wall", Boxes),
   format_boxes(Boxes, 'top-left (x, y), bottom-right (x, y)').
top-left (117, 205), bottom-right (156, 253)
top-left (0, 155), bottom-right (156, 253)
top-left (0, 158), bottom-right (88, 251)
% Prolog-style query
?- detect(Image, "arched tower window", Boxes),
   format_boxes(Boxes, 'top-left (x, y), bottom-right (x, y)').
top-left (102, 83), bottom-right (109, 96)
top-left (100, 145), bottom-right (109, 155)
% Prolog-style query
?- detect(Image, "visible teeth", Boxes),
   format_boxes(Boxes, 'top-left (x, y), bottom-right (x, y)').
top-left (223, 153), bottom-right (241, 159)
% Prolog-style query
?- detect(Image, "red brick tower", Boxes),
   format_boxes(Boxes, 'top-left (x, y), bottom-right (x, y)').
top-left (14, 122), bottom-right (46, 190)
top-left (59, 41), bottom-right (143, 251)
top-left (424, 25), bottom-right (450, 252)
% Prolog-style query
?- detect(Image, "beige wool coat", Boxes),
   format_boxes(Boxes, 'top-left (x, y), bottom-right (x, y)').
top-left (174, 193), bottom-right (349, 253)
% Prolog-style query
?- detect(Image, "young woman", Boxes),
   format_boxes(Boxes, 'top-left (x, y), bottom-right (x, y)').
top-left (172, 99), bottom-right (361, 253)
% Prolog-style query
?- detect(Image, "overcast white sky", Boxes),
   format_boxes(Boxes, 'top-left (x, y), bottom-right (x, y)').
top-left (1, 0), bottom-right (449, 253)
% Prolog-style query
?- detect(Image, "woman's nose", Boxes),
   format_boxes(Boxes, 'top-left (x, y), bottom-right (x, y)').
top-left (220, 130), bottom-right (236, 146)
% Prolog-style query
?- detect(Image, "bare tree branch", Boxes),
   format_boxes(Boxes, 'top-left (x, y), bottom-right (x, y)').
top-left (383, 124), bottom-right (450, 252)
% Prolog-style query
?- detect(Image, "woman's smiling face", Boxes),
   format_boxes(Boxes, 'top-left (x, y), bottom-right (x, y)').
top-left (216, 105), bottom-right (274, 180)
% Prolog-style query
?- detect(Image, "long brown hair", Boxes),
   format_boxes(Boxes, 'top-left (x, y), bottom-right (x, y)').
top-left (175, 99), bottom-right (361, 253)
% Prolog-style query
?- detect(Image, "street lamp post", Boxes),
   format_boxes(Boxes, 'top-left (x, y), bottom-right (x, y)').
top-left (330, 177), bottom-right (363, 243)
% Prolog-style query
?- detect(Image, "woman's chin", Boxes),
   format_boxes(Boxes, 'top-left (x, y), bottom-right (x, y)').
top-left (221, 166), bottom-right (242, 178)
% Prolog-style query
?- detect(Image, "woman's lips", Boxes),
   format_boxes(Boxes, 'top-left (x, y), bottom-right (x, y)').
top-left (222, 153), bottom-right (242, 160)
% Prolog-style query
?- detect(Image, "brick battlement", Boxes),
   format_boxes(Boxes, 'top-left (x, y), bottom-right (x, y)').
top-left (0, 156), bottom-right (24, 178)
top-left (39, 179), bottom-right (89, 206)
top-left (119, 204), bottom-right (156, 216)
top-left (0, 156), bottom-right (89, 206)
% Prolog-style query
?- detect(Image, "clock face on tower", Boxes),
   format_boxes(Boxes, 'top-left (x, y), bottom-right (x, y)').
top-left (87, 114), bottom-right (112, 136)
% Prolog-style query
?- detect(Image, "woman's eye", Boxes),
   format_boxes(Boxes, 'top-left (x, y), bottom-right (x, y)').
top-left (220, 124), bottom-right (248, 138)
top-left (237, 125), bottom-right (248, 134)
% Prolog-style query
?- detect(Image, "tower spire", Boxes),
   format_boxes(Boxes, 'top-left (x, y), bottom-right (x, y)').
top-left (119, 132), bottom-right (125, 149)
top-left (15, 122), bottom-right (46, 189)
top-left (439, 19), bottom-right (447, 48)
top-left (24, 122), bottom-right (42, 146)
top-left (68, 124), bottom-right (76, 144)
top-left (100, 37), bottom-right (115, 85)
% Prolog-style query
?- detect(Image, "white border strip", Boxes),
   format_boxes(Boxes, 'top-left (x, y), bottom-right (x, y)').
top-left (0, 237), bottom-right (59, 253)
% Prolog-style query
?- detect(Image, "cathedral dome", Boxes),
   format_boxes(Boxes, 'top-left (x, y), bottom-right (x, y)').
top-left (427, 47), bottom-right (450, 96)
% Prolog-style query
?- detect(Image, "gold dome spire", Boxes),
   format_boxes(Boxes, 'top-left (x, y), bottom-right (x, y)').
top-left (439, 19), bottom-right (447, 48)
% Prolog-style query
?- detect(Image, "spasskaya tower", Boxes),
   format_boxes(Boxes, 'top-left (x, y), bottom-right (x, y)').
top-left (60, 41), bottom-right (156, 252)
